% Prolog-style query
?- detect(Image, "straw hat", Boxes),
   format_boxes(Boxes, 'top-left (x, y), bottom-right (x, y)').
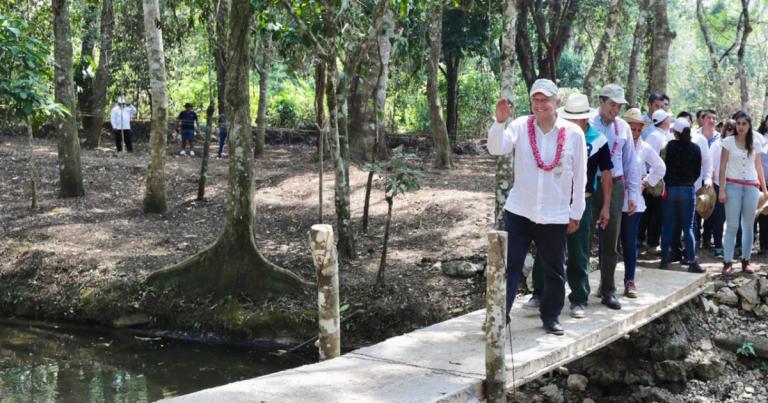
top-left (557, 93), bottom-right (596, 120)
top-left (646, 178), bottom-right (665, 197)
top-left (695, 186), bottom-right (716, 220)
top-left (623, 108), bottom-right (645, 125)
top-left (756, 192), bottom-right (768, 217)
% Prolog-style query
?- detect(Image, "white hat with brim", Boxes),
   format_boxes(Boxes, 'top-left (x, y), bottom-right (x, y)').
top-left (557, 93), bottom-right (596, 120)
top-left (530, 79), bottom-right (559, 97)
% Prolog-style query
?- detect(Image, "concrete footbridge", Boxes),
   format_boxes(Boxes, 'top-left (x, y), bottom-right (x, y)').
top-left (164, 265), bottom-right (708, 403)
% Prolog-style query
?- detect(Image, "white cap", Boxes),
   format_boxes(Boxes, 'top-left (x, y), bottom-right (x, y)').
top-left (529, 79), bottom-right (559, 97)
top-left (651, 109), bottom-right (671, 125)
top-left (673, 117), bottom-right (691, 133)
top-left (117, 96), bottom-right (126, 104)
top-left (599, 84), bottom-right (628, 104)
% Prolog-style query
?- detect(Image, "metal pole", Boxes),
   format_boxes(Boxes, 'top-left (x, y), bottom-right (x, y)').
top-left (486, 230), bottom-right (507, 402)
top-left (309, 224), bottom-right (340, 360)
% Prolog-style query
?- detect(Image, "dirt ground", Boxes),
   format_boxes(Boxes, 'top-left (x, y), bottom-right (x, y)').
top-left (0, 132), bottom-right (494, 348)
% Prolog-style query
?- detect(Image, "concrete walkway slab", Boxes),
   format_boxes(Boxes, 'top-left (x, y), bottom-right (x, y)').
top-left (163, 266), bottom-right (708, 403)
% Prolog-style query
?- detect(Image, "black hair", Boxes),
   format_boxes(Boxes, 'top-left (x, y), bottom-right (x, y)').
top-left (758, 114), bottom-right (768, 135)
top-left (184, 102), bottom-right (193, 108)
top-left (598, 96), bottom-right (609, 103)
top-left (676, 111), bottom-right (693, 121)
top-left (674, 127), bottom-right (692, 142)
top-left (731, 110), bottom-right (754, 155)
top-left (647, 93), bottom-right (669, 104)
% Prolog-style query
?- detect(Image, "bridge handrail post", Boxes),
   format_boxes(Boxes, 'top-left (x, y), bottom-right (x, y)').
top-left (309, 224), bottom-right (341, 360)
top-left (485, 230), bottom-right (507, 402)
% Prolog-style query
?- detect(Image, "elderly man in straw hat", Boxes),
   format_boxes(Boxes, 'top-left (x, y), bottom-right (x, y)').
top-left (488, 79), bottom-right (587, 335)
top-left (621, 108), bottom-right (666, 297)
top-left (527, 93), bottom-right (613, 320)
top-left (590, 84), bottom-right (639, 310)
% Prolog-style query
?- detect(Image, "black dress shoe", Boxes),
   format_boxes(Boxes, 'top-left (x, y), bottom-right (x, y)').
top-left (542, 320), bottom-right (564, 336)
top-left (601, 294), bottom-right (622, 310)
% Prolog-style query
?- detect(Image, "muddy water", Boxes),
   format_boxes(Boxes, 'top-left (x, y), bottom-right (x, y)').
top-left (0, 321), bottom-right (309, 402)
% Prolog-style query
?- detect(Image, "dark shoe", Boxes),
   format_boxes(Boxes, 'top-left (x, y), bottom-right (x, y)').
top-left (722, 262), bottom-right (734, 276)
top-left (742, 259), bottom-right (754, 274)
top-left (601, 294), bottom-right (622, 310)
top-left (659, 260), bottom-right (669, 270)
top-left (670, 250), bottom-right (683, 263)
top-left (713, 248), bottom-right (724, 258)
top-left (542, 319), bottom-right (564, 336)
top-left (687, 261), bottom-right (706, 273)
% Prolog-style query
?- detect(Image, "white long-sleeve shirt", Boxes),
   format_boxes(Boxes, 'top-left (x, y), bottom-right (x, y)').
top-left (710, 139), bottom-right (723, 186)
top-left (692, 132), bottom-right (713, 191)
top-left (644, 127), bottom-right (665, 155)
top-left (110, 104), bottom-right (137, 130)
top-left (624, 138), bottom-right (666, 213)
top-left (487, 115), bottom-right (587, 224)
top-left (590, 116), bottom-right (638, 204)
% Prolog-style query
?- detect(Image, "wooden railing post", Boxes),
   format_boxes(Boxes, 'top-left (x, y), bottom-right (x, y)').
top-left (309, 224), bottom-right (340, 360)
top-left (486, 230), bottom-right (507, 402)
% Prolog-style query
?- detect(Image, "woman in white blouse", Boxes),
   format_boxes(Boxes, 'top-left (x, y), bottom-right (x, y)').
top-left (621, 109), bottom-right (666, 297)
top-left (718, 111), bottom-right (768, 274)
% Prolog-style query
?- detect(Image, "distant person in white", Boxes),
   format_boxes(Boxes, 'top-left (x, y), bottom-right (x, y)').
top-left (486, 78), bottom-right (587, 336)
top-left (110, 96), bottom-right (138, 153)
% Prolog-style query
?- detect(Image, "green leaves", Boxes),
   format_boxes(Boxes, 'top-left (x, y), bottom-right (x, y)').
top-left (369, 153), bottom-right (423, 199)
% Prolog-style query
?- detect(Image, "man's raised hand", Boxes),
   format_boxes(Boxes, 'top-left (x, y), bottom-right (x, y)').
top-left (495, 99), bottom-right (511, 123)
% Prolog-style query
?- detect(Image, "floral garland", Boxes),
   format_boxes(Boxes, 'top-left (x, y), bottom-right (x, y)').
top-left (609, 121), bottom-right (619, 157)
top-left (527, 115), bottom-right (565, 171)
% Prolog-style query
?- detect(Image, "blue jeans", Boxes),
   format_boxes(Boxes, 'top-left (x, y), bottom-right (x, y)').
top-left (505, 212), bottom-right (566, 322)
top-left (218, 131), bottom-right (227, 156)
top-left (702, 184), bottom-right (726, 249)
top-left (724, 182), bottom-right (760, 262)
top-left (661, 186), bottom-right (696, 262)
top-left (620, 211), bottom-right (643, 281)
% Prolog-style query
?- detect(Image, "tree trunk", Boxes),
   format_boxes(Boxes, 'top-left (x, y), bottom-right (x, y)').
top-left (214, 0), bottom-right (230, 116)
top-left (626, 0), bottom-right (652, 108)
top-left (316, 62), bottom-right (326, 224)
top-left (696, 0), bottom-right (720, 75)
top-left (75, 5), bottom-right (98, 140)
top-left (309, 224), bottom-right (340, 360)
top-left (646, 0), bottom-right (675, 95)
top-left (315, 62), bottom-right (326, 132)
top-left (583, 0), bottom-right (624, 103)
top-left (714, 335), bottom-right (768, 359)
top-left (27, 118), bottom-right (39, 209)
top-left (141, 0), bottom-right (168, 213)
top-left (146, 0), bottom-right (310, 298)
top-left (428, 3), bottom-right (452, 169)
top-left (445, 53), bottom-right (460, 144)
top-left (495, 0), bottom-right (517, 231)
top-left (254, 31), bottom-right (272, 158)
top-left (52, 0), bottom-right (85, 198)
top-left (376, 195), bottom-right (393, 285)
top-left (197, 102), bottom-right (215, 200)
top-left (763, 76), bottom-right (768, 119)
top-left (737, 0), bottom-right (751, 111)
top-left (85, 0), bottom-right (114, 149)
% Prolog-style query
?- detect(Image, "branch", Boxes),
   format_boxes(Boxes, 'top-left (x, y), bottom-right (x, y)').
top-left (719, 9), bottom-right (745, 64)
top-left (696, 0), bottom-right (720, 71)
top-left (279, 0), bottom-right (327, 57)
top-left (529, 0), bottom-right (551, 51)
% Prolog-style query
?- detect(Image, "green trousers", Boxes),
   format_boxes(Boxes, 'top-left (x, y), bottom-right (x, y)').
top-left (532, 196), bottom-right (593, 305)
top-left (593, 178), bottom-right (625, 296)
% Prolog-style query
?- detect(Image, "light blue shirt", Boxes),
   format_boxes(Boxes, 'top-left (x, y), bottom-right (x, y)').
top-left (590, 116), bottom-right (639, 203)
top-left (640, 112), bottom-right (655, 140)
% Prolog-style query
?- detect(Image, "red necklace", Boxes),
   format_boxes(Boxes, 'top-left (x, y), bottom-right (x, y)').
top-left (609, 120), bottom-right (619, 157)
top-left (527, 115), bottom-right (566, 171)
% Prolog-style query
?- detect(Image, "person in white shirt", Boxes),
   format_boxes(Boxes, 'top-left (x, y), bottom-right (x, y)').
top-left (487, 79), bottom-right (587, 336)
top-left (621, 108), bottom-right (665, 298)
top-left (719, 111), bottom-right (767, 275)
top-left (638, 109), bottom-right (671, 251)
top-left (110, 96), bottom-right (138, 153)
top-left (705, 118), bottom-right (735, 258)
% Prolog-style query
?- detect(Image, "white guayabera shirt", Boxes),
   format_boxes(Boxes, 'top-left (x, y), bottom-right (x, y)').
top-left (487, 115), bottom-right (587, 225)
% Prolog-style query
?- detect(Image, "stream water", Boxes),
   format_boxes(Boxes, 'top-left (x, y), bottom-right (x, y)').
top-left (0, 321), bottom-right (309, 402)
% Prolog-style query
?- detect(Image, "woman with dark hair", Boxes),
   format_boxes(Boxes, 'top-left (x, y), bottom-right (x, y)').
top-left (705, 119), bottom-right (736, 258)
top-left (758, 114), bottom-right (768, 135)
top-left (719, 111), bottom-right (767, 274)
top-left (660, 118), bottom-right (704, 272)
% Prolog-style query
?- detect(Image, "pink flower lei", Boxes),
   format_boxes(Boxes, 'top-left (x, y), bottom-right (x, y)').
top-left (527, 115), bottom-right (565, 172)
top-left (609, 120), bottom-right (619, 157)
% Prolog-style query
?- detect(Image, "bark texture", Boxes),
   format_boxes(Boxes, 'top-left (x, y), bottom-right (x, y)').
top-left (309, 224), bottom-right (340, 360)
top-left (214, 0), bottom-right (230, 116)
top-left (428, 3), bottom-right (452, 169)
top-left (141, 0), bottom-right (168, 213)
top-left (254, 31), bottom-right (272, 158)
top-left (495, 0), bottom-right (517, 231)
top-left (27, 118), bottom-right (39, 209)
top-left (75, 5), bottom-right (98, 144)
top-left (85, 0), bottom-right (114, 148)
top-left (583, 0), bottom-right (624, 103)
top-left (736, 0), bottom-right (751, 111)
top-left (146, 0), bottom-right (310, 298)
top-left (53, 0), bottom-right (85, 198)
top-left (485, 231), bottom-right (507, 403)
top-left (626, 0), bottom-right (652, 108)
top-left (646, 0), bottom-right (675, 95)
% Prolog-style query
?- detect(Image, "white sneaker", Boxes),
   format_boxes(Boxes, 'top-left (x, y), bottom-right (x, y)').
top-left (189, 150), bottom-right (195, 157)
top-left (179, 150), bottom-right (187, 156)
top-left (523, 295), bottom-right (540, 310)
top-left (570, 304), bottom-right (586, 319)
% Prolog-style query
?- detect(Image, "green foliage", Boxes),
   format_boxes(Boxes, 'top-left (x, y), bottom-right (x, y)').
top-left (737, 341), bottom-right (757, 357)
top-left (366, 153), bottom-right (423, 199)
top-left (265, 75), bottom-right (314, 127)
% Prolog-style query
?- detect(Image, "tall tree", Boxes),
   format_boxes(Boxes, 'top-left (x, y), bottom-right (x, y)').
top-left (515, 0), bottom-right (579, 91)
top-left (214, 0), bottom-right (230, 116)
top-left (646, 0), bottom-right (675, 95)
top-left (254, 29), bottom-right (273, 158)
top-left (495, 0), bottom-right (516, 230)
top-left (736, 0), bottom-right (752, 111)
top-left (85, 0), bottom-right (115, 148)
top-left (52, 0), bottom-right (85, 198)
top-left (626, 0), bottom-right (652, 108)
top-left (428, 2), bottom-right (452, 169)
top-left (147, 0), bottom-right (309, 297)
top-left (582, 0), bottom-right (624, 103)
top-left (141, 0), bottom-right (168, 213)
top-left (74, 2), bottom-right (98, 143)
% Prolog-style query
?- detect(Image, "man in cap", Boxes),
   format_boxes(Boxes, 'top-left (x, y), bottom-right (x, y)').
top-left (590, 83), bottom-right (638, 310)
top-left (527, 93), bottom-right (612, 319)
top-left (176, 102), bottom-right (200, 156)
top-left (641, 93), bottom-right (670, 141)
top-left (487, 79), bottom-right (587, 335)
top-left (109, 96), bottom-right (138, 153)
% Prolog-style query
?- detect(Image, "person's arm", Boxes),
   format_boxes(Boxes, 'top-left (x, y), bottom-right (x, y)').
top-left (175, 113), bottom-right (181, 132)
top-left (719, 147), bottom-right (729, 203)
top-left (755, 152), bottom-right (767, 193)
top-left (110, 107), bottom-right (118, 129)
top-left (644, 146), bottom-right (666, 187)
top-left (487, 99), bottom-right (517, 155)
top-left (621, 124), bottom-right (638, 212)
top-left (195, 113), bottom-right (201, 134)
top-left (568, 131), bottom-right (587, 233)
top-left (700, 137), bottom-right (713, 187)
top-left (597, 144), bottom-right (613, 229)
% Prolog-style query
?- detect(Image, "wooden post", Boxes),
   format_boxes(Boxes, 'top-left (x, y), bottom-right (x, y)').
top-left (486, 230), bottom-right (507, 403)
top-left (309, 224), bottom-right (340, 360)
